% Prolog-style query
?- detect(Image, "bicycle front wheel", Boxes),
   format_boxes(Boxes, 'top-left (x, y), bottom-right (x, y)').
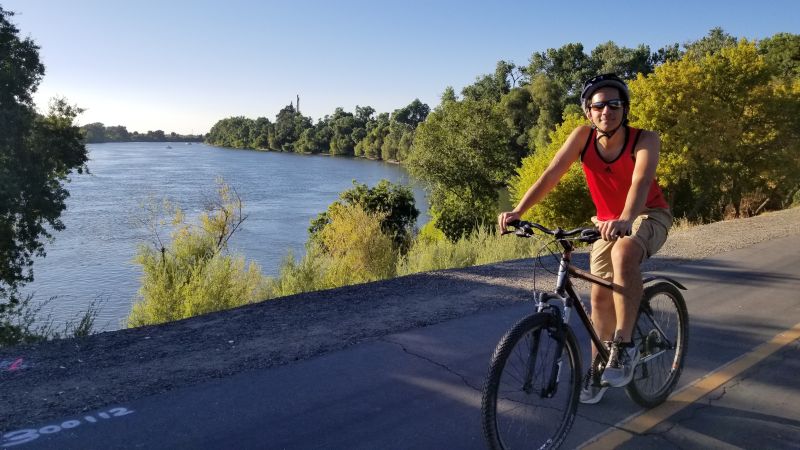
top-left (481, 313), bottom-right (581, 450)
top-left (626, 281), bottom-right (689, 408)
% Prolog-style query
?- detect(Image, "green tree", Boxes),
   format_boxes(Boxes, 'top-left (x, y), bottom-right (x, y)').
top-left (684, 27), bottom-right (737, 58)
top-left (295, 120), bottom-right (331, 154)
top-left (391, 99), bottom-right (430, 128)
top-left (510, 113), bottom-right (594, 228)
top-left (440, 86), bottom-right (458, 105)
top-left (269, 104), bottom-right (311, 151)
top-left (590, 41), bottom-right (653, 78)
top-left (461, 61), bottom-right (514, 102)
top-left (310, 179), bottom-right (418, 253)
top-left (355, 112), bottom-right (390, 159)
top-left (1, 7), bottom-right (88, 312)
top-left (407, 99), bottom-right (516, 240)
top-left (527, 42), bottom-right (593, 103)
top-left (249, 117), bottom-right (273, 149)
top-left (206, 116), bottom-right (254, 148)
top-left (104, 125), bottom-right (131, 142)
top-left (758, 32), bottom-right (800, 80)
top-left (630, 40), bottom-right (800, 219)
top-left (525, 74), bottom-right (563, 153)
top-left (328, 107), bottom-right (358, 155)
top-left (82, 122), bottom-right (107, 143)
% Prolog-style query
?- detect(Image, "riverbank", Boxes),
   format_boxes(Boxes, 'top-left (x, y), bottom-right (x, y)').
top-left (19, 142), bottom-right (426, 328)
top-left (1, 207), bottom-right (798, 430)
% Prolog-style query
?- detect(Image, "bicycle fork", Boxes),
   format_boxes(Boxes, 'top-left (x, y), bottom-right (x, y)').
top-left (522, 296), bottom-right (570, 399)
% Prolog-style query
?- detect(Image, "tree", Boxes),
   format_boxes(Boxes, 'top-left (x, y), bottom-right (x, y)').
top-left (525, 74), bottom-right (563, 152)
top-left (328, 107), bottom-right (358, 155)
top-left (527, 42), bottom-right (593, 103)
top-left (590, 42), bottom-right (653, 78)
top-left (758, 33), bottom-right (800, 80)
top-left (630, 40), bottom-right (800, 220)
top-left (1, 7), bottom-right (88, 310)
top-left (511, 113), bottom-right (595, 228)
top-left (269, 104), bottom-right (311, 151)
top-left (355, 113), bottom-right (390, 159)
top-left (249, 117), bottom-right (272, 149)
top-left (440, 86), bottom-right (457, 105)
top-left (461, 61), bottom-right (515, 102)
top-left (310, 179), bottom-right (418, 253)
top-left (684, 27), bottom-right (737, 58)
top-left (295, 120), bottom-right (331, 154)
top-left (407, 99), bottom-right (516, 240)
top-left (82, 122), bottom-right (107, 142)
top-left (206, 116), bottom-right (254, 148)
top-left (391, 99), bottom-right (430, 128)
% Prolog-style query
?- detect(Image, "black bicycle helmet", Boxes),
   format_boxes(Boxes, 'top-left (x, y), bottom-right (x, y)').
top-left (580, 73), bottom-right (630, 111)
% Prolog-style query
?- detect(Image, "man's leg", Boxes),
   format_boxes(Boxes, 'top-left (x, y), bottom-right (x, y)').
top-left (581, 237), bottom-right (616, 404)
top-left (610, 238), bottom-right (645, 342)
top-left (590, 284), bottom-right (616, 351)
top-left (600, 238), bottom-right (645, 388)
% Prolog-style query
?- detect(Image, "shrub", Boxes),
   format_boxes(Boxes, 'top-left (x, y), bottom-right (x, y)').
top-left (127, 182), bottom-right (269, 327)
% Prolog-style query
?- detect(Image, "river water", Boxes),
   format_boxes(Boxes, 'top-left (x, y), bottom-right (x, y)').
top-left (21, 142), bottom-right (428, 330)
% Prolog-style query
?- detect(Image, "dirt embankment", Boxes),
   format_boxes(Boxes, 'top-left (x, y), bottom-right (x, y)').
top-left (1, 207), bottom-right (799, 430)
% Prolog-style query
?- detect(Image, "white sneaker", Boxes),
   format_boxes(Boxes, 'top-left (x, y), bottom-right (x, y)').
top-left (580, 372), bottom-right (608, 404)
top-left (601, 340), bottom-right (640, 388)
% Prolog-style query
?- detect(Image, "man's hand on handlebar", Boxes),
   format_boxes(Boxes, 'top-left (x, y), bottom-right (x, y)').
top-left (497, 211), bottom-right (522, 234)
top-left (596, 218), bottom-right (633, 241)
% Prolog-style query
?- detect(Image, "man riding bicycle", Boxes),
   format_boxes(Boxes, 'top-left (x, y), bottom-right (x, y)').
top-left (497, 73), bottom-right (672, 404)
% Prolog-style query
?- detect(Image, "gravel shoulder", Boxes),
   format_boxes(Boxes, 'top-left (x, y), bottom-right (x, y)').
top-left (1, 207), bottom-right (799, 430)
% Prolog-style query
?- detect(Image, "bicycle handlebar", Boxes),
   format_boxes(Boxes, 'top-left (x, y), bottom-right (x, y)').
top-left (502, 220), bottom-right (601, 243)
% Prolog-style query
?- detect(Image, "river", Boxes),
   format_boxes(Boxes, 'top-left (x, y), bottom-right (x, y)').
top-left (21, 142), bottom-right (428, 331)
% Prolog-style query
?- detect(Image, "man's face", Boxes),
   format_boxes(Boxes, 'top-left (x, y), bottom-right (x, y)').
top-left (586, 87), bottom-right (624, 132)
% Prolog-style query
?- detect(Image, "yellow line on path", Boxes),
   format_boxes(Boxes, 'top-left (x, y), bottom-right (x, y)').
top-left (580, 321), bottom-right (800, 449)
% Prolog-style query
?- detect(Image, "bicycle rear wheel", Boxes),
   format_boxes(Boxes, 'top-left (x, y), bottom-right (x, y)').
top-left (481, 313), bottom-right (581, 450)
top-left (626, 281), bottom-right (689, 407)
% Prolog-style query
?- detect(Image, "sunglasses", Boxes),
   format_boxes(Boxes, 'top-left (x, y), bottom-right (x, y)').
top-left (589, 99), bottom-right (625, 111)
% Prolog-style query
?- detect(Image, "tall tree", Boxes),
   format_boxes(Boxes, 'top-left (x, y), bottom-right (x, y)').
top-left (590, 41), bottom-right (653, 78)
top-left (407, 99), bottom-right (516, 240)
top-left (758, 32), bottom-right (800, 80)
top-left (630, 40), bottom-right (800, 219)
top-left (269, 104), bottom-right (311, 151)
top-left (1, 7), bottom-right (88, 308)
top-left (309, 179), bottom-right (418, 253)
top-left (391, 99), bottom-right (430, 128)
top-left (684, 27), bottom-right (737, 58)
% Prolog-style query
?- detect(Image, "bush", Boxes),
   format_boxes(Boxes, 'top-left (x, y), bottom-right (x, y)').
top-left (398, 226), bottom-right (537, 275)
top-left (0, 294), bottom-right (103, 347)
top-left (127, 182), bottom-right (269, 327)
top-left (317, 204), bottom-right (397, 286)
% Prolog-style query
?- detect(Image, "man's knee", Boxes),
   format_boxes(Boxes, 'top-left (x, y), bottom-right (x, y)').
top-left (610, 239), bottom-right (644, 271)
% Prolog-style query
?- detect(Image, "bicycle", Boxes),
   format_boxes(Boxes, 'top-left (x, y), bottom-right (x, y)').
top-left (481, 220), bottom-right (689, 449)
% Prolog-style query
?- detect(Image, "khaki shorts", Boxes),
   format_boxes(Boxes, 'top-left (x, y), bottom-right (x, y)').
top-left (590, 208), bottom-right (672, 280)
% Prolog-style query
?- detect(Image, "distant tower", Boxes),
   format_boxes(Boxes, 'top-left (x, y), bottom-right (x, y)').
top-left (296, 94), bottom-right (300, 113)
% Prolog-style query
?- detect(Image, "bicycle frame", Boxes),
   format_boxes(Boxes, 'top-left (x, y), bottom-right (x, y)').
top-left (540, 237), bottom-right (613, 364)
top-left (539, 235), bottom-right (686, 367)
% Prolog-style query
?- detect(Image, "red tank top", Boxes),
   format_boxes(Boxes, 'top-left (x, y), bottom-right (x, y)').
top-left (580, 126), bottom-right (669, 221)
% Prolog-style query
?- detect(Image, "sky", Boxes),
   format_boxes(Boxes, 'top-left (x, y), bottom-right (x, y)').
top-left (3, 0), bottom-right (798, 135)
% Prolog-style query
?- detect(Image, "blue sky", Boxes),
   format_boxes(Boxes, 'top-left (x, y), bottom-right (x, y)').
top-left (3, 0), bottom-right (798, 134)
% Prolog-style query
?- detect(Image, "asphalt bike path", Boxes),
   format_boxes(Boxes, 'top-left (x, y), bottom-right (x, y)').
top-left (6, 235), bottom-right (799, 449)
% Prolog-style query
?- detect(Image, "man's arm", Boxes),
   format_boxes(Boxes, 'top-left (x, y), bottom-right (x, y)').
top-left (498, 126), bottom-right (589, 232)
